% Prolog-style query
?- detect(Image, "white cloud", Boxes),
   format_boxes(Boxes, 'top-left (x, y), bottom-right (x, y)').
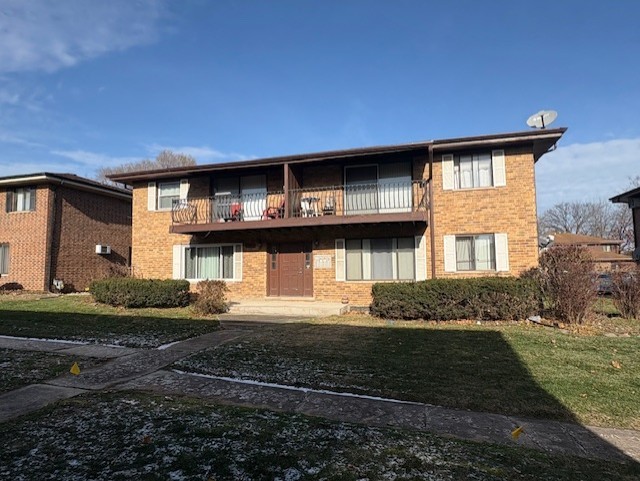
top-left (0, 0), bottom-right (165, 74)
top-left (536, 138), bottom-right (640, 212)
top-left (146, 143), bottom-right (253, 162)
top-left (51, 149), bottom-right (139, 167)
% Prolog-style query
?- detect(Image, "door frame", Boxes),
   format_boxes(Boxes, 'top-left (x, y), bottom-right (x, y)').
top-left (267, 242), bottom-right (313, 297)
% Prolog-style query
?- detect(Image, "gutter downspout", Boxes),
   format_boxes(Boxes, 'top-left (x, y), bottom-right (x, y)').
top-left (428, 145), bottom-right (436, 279)
top-left (44, 185), bottom-right (57, 291)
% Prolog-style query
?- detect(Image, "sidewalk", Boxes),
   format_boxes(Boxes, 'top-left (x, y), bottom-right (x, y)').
top-left (1, 329), bottom-right (639, 465)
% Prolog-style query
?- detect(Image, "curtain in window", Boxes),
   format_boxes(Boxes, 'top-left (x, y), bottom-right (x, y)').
top-left (346, 239), bottom-right (363, 280)
top-left (456, 237), bottom-right (473, 270)
top-left (158, 183), bottom-right (180, 209)
top-left (221, 246), bottom-right (234, 279)
top-left (474, 235), bottom-right (495, 270)
top-left (396, 237), bottom-right (415, 279)
top-left (0, 245), bottom-right (9, 275)
top-left (475, 154), bottom-right (493, 187)
top-left (371, 238), bottom-right (393, 280)
top-left (458, 156), bottom-right (473, 188)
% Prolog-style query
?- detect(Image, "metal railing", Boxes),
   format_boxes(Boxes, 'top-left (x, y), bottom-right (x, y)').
top-left (172, 180), bottom-right (428, 225)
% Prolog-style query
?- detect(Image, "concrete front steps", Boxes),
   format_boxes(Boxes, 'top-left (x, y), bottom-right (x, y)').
top-left (226, 298), bottom-right (348, 317)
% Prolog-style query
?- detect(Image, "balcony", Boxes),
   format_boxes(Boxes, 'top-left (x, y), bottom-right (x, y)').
top-left (170, 180), bottom-right (429, 234)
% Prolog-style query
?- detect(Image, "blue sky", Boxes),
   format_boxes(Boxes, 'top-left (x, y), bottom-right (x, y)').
top-left (1, 0), bottom-right (639, 212)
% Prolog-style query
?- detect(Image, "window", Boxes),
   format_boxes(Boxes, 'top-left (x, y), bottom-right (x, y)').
top-left (0, 244), bottom-right (8, 275)
top-left (6, 187), bottom-right (36, 212)
top-left (453, 153), bottom-right (492, 189)
top-left (184, 245), bottom-right (235, 280)
top-left (346, 237), bottom-right (415, 280)
top-left (455, 234), bottom-right (495, 271)
top-left (157, 182), bottom-right (180, 210)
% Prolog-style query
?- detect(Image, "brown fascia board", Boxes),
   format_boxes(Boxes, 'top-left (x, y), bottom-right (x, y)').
top-left (610, 185), bottom-right (640, 204)
top-left (109, 128), bottom-right (567, 183)
top-left (0, 172), bottom-right (132, 201)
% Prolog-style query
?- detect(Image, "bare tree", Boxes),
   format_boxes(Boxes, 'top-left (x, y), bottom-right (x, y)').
top-left (97, 150), bottom-right (196, 185)
top-left (539, 176), bottom-right (640, 252)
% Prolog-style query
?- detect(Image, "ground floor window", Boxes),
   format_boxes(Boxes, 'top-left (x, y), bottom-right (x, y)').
top-left (455, 234), bottom-right (496, 271)
top-left (346, 237), bottom-right (415, 280)
top-left (0, 244), bottom-right (8, 275)
top-left (185, 245), bottom-right (235, 280)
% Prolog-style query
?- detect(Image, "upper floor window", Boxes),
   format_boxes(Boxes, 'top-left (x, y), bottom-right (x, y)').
top-left (454, 154), bottom-right (493, 189)
top-left (6, 187), bottom-right (36, 212)
top-left (0, 244), bottom-right (9, 275)
top-left (442, 150), bottom-right (506, 190)
top-left (157, 181), bottom-right (180, 210)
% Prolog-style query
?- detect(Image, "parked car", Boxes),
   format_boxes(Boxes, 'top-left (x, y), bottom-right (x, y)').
top-left (596, 273), bottom-right (613, 295)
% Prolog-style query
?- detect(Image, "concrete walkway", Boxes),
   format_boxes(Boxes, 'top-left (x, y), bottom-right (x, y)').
top-left (1, 329), bottom-right (639, 466)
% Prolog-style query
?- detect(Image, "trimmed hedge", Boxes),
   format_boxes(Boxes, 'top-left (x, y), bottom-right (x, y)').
top-left (370, 277), bottom-right (542, 321)
top-left (90, 278), bottom-right (191, 308)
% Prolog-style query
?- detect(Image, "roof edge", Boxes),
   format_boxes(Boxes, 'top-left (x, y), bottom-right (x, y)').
top-left (109, 128), bottom-right (567, 183)
top-left (0, 173), bottom-right (132, 200)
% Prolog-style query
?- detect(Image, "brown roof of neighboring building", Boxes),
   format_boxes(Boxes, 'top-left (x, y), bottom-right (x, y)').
top-left (589, 250), bottom-right (634, 262)
top-left (552, 232), bottom-right (623, 246)
top-left (108, 128), bottom-right (567, 183)
top-left (0, 173), bottom-right (132, 200)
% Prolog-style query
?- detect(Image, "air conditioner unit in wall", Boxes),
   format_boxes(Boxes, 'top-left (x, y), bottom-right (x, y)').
top-left (96, 245), bottom-right (111, 255)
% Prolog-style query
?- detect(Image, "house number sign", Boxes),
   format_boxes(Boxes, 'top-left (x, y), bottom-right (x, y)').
top-left (314, 255), bottom-right (332, 269)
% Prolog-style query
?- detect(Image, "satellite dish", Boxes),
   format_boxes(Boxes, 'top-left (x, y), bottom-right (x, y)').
top-left (527, 110), bottom-right (558, 129)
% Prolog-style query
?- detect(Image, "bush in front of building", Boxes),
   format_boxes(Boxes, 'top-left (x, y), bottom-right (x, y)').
top-left (611, 267), bottom-right (640, 320)
top-left (525, 245), bottom-right (597, 324)
top-left (370, 277), bottom-right (542, 321)
top-left (192, 280), bottom-right (229, 315)
top-left (89, 278), bottom-right (191, 308)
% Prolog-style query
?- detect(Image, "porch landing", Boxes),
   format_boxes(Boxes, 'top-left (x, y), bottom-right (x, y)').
top-left (226, 298), bottom-right (348, 317)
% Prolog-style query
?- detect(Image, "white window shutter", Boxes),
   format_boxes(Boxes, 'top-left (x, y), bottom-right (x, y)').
top-left (443, 235), bottom-right (456, 272)
top-left (415, 235), bottom-right (427, 280)
top-left (147, 182), bottom-right (157, 211)
top-left (495, 233), bottom-right (509, 272)
top-left (492, 150), bottom-right (506, 187)
top-left (442, 154), bottom-right (454, 190)
top-left (172, 245), bottom-right (183, 279)
top-left (179, 179), bottom-right (189, 200)
top-left (234, 244), bottom-right (243, 281)
top-left (335, 239), bottom-right (345, 281)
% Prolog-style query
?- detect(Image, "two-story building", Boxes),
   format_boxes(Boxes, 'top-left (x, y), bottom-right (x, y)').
top-left (110, 128), bottom-right (566, 307)
top-left (0, 173), bottom-right (132, 292)
top-left (545, 232), bottom-right (633, 271)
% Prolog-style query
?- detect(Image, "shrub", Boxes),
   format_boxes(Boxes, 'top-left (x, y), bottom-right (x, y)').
top-left (370, 277), bottom-right (541, 321)
top-left (611, 267), bottom-right (640, 319)
top-left (90, 278), bottom-right (191, 308)
top-left (535, 245), bottom-right (597, 324)
top-left (193, 280), bottom-right (229, 315)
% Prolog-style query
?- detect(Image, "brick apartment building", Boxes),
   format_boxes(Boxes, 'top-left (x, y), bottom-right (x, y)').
top-left (110, 128), bottom-right (566, 307)
top-left (0, 173), bottom-right (132, 292)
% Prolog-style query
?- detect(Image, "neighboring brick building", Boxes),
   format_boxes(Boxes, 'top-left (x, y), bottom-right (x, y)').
top-left (545, 232), bottom-right (634, 271)
top-left (0, 173), bottom-right (132, 291)
top-left (111, 128), bottom-right (566, 307)
top-left (610, 186), bottom-right (640, 260)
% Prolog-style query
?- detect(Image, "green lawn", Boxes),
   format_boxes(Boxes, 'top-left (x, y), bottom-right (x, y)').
top-left (174, 319), bottom-right (640, 429)
top-left (0, 295), bottom-right (220, 348)
top-left (0, 348), bottom-right (103, 393)
top-left (1, 391), bottom-right (637, 481)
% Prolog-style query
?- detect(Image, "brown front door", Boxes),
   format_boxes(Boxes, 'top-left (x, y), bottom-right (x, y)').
top-left (268, 243), bottom-right (313, 297)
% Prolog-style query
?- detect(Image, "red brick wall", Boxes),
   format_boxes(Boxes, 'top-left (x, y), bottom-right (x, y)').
top-left (50, 186), bottom-right (132, 291)
top-left (0, 185), bottom-right (53, 291)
